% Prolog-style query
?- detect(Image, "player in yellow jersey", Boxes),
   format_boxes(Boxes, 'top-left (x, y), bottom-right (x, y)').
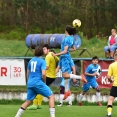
top-left (27, 44), bottom-right (59, 110)
top-left (43, 44), bottom-right (59, 85)
top-left (106, 51), bottom-right (117, 117)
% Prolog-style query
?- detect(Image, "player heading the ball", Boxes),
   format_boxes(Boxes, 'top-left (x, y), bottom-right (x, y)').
top-left (52, 25), bottom-right (87, 83)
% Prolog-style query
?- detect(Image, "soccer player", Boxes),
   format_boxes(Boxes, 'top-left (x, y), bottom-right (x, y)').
top-left (106, 51), bottom-right (117, 117)
top-left (15, 46), bottom-right (55, 117)
top-left (52, 25), bottom-right (87, 83)
top-left (27, 44), bottom-right (59, 110)
top-left (56, 59), bottom-right (76, 106)
top-left (78, 56), bottom-right (102, 106)
top-left (43, 44), bottom-right (59, 85)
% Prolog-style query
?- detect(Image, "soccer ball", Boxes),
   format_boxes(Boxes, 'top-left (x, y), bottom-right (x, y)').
top-left (95, 65), bottom-right (102, 79)
top-left (72, 19), bottom-right (81, 28)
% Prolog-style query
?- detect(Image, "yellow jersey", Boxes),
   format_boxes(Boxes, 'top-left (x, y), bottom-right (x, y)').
top-left (45, 52), bottom-right (59, 78)
top-left (108, 61), bottom-right (117, 86)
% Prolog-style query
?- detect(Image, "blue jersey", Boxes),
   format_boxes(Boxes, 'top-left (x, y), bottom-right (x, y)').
top-left (60, 35), bottom-right (74, 58)
top-left (27, 57), bottom-right (46, 81)
top-left (26, 57), bottom-right (53, 100)
top-left (85, 64), bottom-right (99, 82)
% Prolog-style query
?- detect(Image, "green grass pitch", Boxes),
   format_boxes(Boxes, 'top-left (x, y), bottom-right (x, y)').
top-left (0, 105), bottom-right (117, 117)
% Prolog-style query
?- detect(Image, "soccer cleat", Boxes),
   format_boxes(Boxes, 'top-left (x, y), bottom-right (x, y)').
top-left (57, 103), bottom-right (62, 107)
top-left (106, 115), bottom-right (111, 117)
top-left (63, 90), bottom-right (71, 100)
top-left (78, 102), bottom-right (82, 106)
top-left (97, 102), bottom-right (102, 106)
top-left (81, 74), bottom-right (87, 83)
top-left (67, 104), bottom-right (72, 106)
top-left (27, 105), bottom-right (37, 110)
top-left (37, 105), bottom-right (42, 109)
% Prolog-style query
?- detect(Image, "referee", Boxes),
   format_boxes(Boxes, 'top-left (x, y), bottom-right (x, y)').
top-left (106, 51), bottom-right (117, 117)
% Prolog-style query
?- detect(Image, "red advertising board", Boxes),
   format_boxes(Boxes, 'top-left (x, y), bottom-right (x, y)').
top-left (83, 60), bottom-right (113, 88)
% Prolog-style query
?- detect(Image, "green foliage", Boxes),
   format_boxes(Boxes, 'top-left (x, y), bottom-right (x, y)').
top-left (1, 0), bottom-right (117, 37)
top-left (0, 27), bottom-right (26, 40)
top-left (90, 37), bottom-right (100, 44)
top-left (29, 27), bottom-right (41, 34)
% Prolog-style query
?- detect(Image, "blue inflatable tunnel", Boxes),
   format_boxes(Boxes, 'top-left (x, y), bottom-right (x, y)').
top-left (25, 34), bottom-right (82, 49)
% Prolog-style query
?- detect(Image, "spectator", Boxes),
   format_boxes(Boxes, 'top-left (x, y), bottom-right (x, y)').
top-left (104, 29), bottom-right (117, 59)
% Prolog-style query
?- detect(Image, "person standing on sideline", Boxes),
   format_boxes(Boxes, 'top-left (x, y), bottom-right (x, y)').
top-left (104, 29), bottom-right (117, 59)
top-left (106, 51), bottom-right (117, 117)
top-left (78, 56), bottom-right (102, 106)
top-left (15, 46), bottom-right (55, 117)
top-left (52, 25), bottom-right (87, 83)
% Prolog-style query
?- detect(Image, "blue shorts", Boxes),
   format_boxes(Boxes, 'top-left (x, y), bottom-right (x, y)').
top-left (104, 45), bottom-right (117, 52)
top-left (82, 79), bottom-right (98, 92)
top-left (27, 80), bottom-right (53, 100)
top-left (60, 57), bottom-right (71, 73)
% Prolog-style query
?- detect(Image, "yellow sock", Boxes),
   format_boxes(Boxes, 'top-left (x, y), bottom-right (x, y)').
top-left (107, 107), bottom-right (112, 115)
top-left (37, 94), bottom-right (43, 106)
top-left (33, 95), bottom-right (38, 106)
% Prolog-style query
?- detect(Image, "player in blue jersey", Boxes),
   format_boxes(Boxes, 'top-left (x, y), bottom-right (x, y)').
top-left (15, 46), bottom-right (55, 117)
top-left (56, 59), bottom-right (76, 106)
top-left (52, 25), bottom-right (87, 83)
top-left (78, 56), bottom-right (102, 106)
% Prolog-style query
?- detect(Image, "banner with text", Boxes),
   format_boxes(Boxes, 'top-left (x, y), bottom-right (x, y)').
top-left (0, 59), bottom-right (26, 85)
top-left (83, 60), bottom-right (113, 88)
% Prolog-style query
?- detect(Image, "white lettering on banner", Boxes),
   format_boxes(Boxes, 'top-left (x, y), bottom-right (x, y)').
top-left (101, 76), bottom-right (110, 85)
top-left (0, 59), bottom-right (26, 86)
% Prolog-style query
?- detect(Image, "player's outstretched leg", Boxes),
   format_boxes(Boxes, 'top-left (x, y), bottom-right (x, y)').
top-left (63, 73), bottom-right (87, 83)
top-left (48, 94), bottom-right (55, 117)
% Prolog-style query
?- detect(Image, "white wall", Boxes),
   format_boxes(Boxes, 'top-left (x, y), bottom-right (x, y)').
top-left (1, 92), bottom-right (117, 102)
